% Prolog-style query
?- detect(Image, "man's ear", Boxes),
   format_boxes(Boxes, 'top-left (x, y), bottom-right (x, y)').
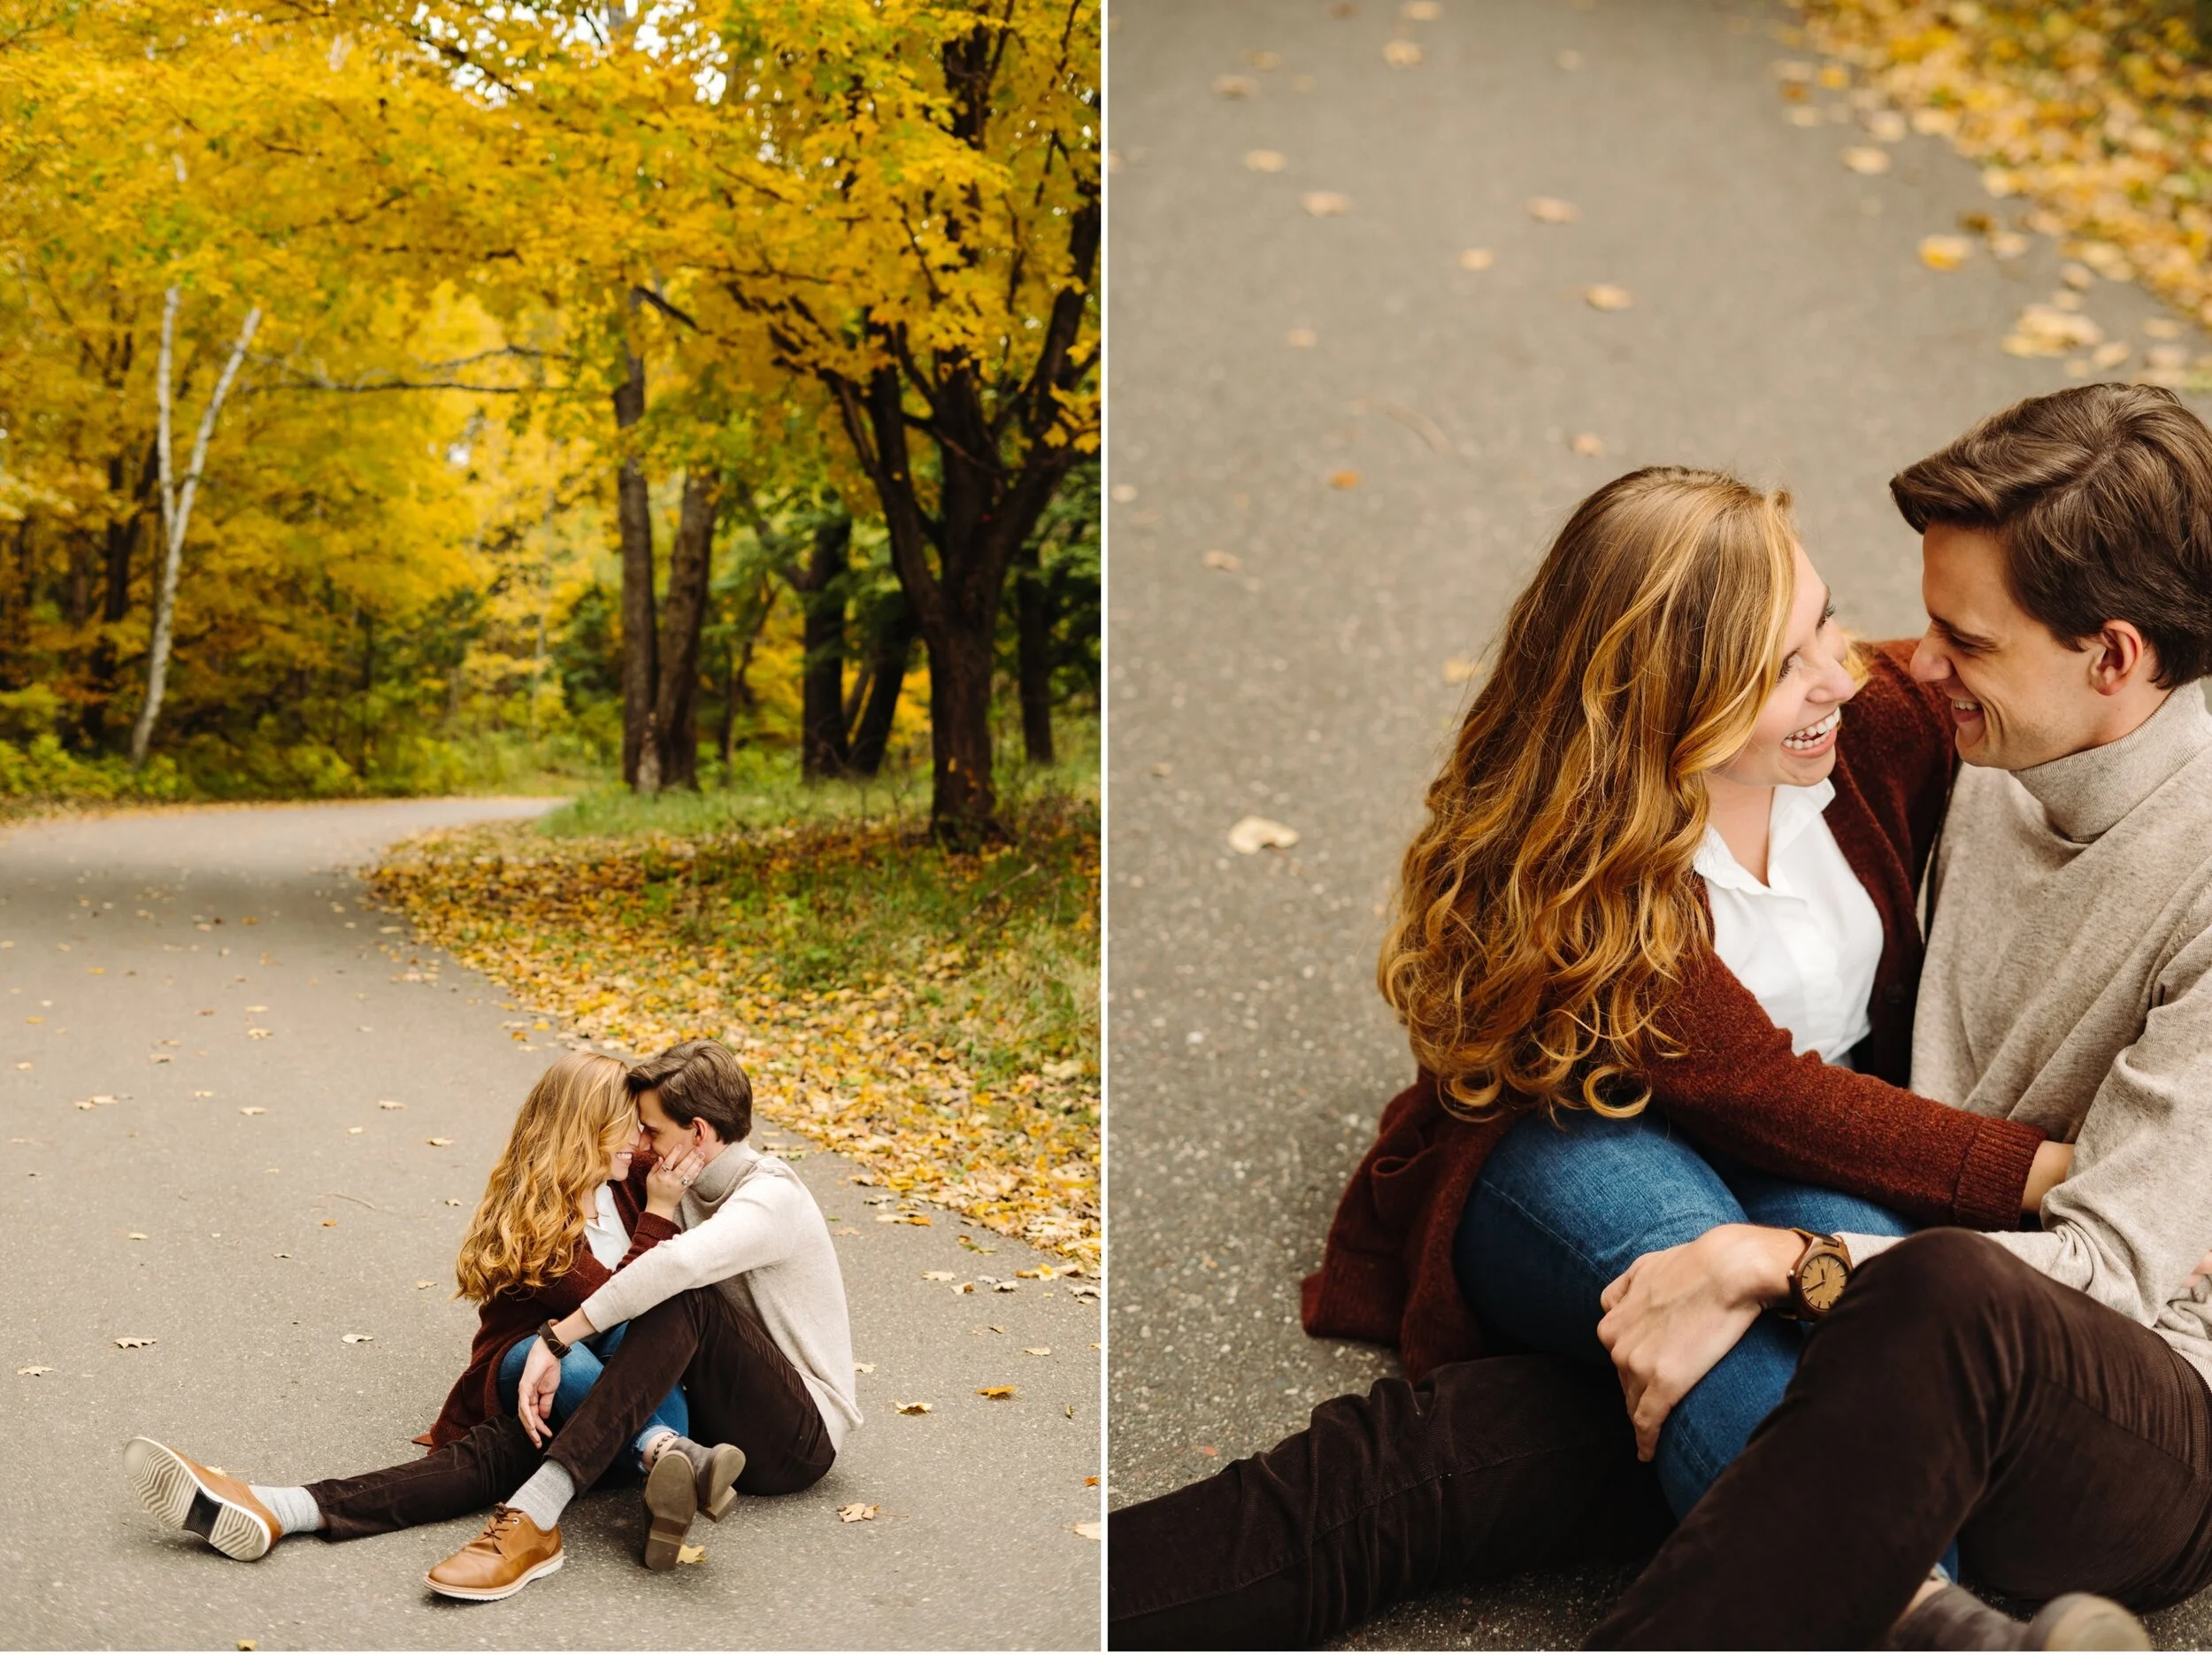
top-left (2088, 620), bottom-right (2155, 697)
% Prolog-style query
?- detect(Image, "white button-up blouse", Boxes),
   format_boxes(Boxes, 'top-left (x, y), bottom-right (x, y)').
top-left (1694, 779), bottom-right (1884, 1067)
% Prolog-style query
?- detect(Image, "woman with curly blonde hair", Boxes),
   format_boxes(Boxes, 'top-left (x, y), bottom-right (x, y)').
top-left (1113, 466), bottom-right (2075, 1647)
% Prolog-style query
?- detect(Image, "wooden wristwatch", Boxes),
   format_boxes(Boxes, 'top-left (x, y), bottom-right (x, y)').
top-left (1779, 1228), bottom-right (1852, 1321)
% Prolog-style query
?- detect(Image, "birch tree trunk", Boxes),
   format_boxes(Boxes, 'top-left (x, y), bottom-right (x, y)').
top-left (130, 289), bottom-right (261, 768)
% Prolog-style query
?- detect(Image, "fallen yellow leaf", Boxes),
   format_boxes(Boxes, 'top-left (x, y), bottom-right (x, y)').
top-left (1583, 284), bottom-right (1632, 311)
top-left (1301, 190), bottom-right (1351, 217)
top-left (676, 1543), bottom-right (705, 1564)
top-left (1244, 149), bottom-right (1286, 173)
top-left (978, 1385), bottom-right (1018, 1400)
top-left (837, 1502), bottom-right (879, 1523)
top-left (1526, 196), bottom-right (1579, 223)
top-left (1457, 248), bottom-right (1494, 271)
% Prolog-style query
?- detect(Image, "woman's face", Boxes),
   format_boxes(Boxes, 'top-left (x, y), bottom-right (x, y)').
top-left (605, 1111), bottom-right (643, 1183)
top-left (1710, 541), bottom-right (1861, 790)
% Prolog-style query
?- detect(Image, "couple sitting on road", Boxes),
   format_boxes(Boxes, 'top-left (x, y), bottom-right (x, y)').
top-left (124, 1037), bottom-right (857, 1601)
top-left (1112, 382), bottom-right (2212, 1649)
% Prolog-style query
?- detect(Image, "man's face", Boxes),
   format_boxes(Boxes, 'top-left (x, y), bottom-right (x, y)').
top-left (1911, 523), bottom-right (2109, 770)
top-left (635, 1088), bottom-right (706, 1160)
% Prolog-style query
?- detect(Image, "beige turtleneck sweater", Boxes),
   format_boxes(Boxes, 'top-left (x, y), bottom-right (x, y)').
top-left (580, 1140), bottom-right (863, 1450)
top-left (1840, 686), bottom-right (2212, 1385)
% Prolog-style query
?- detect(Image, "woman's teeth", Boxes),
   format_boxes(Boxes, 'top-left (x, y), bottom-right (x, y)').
top-left (1782, 709), bottom-right (1840, 751)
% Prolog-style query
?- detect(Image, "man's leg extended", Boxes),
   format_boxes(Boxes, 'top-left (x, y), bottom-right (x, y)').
top-left (1587, 1229), bottom-right (2212, 1650)
top-left (1109, 1354), bottom-right (1672, 1650)
top-left (536, 1288), bottom-right (833, 1503)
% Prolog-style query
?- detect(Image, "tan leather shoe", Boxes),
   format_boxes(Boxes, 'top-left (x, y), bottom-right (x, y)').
top-left (124, 1436), bottom-right (282, 1560)
top-left (641, 1450), bottom-right (697, 1571)
top-left (424, 1505), bottom-right (564, 1601)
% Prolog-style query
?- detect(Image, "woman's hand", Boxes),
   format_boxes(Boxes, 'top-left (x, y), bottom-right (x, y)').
top-left (1597, 1224), bottom-right (1801, 1460)
top-left (2023, 1140), bottom-right (2073, 1214)
top-left (644, 1144), bottom-right (708, 1217)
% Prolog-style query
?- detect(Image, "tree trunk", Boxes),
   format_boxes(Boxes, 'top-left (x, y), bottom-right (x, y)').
top-left (923, 621), bottom-right (996, 842)
top-left (797, 514), bottom-right (851, 780)
top-left (614, 346), bottom-right (657, 791)
top-left (651, 469), bottom-right (721, 791)
top-left (847, 604), bottom-right (916, 778)
top-left (131, 289), bottom-right (261, 768)
top-left (1013, 537), bottom-right (1054, 766)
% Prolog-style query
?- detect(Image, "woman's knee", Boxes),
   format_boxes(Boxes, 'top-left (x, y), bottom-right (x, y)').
top-left (1470, 1111), bottom-right (1746, 1270)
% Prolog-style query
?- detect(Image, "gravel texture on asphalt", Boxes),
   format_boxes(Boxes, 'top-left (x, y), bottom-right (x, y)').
top-left (0, 799), bottom-right (1100, 1649)
top-left (1105, 0), bottom-right (2212, 1644)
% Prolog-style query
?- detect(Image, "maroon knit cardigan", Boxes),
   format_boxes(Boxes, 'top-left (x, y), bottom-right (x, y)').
top-left (415, 1157), bottom-right (679, 1449)
top-left (1301, 642), bottom-right (2047, 1383)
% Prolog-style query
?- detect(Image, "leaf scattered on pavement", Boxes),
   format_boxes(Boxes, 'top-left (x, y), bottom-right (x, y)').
top-left (414, 1280), bottom-right (435, 1289)
top-left (837, 1502), bottom-right (879, 1523)
top-left (1458, 248), bottom-right (1494, 270)
top-left (426, 1137), bottom-right (453, 1147)
top-left (1840, 145), bottom-right (1891, 174)
top-left (854, 1361), bottom-right (876, 1373)
top-left (1302, 190), bottom-right (1351, 216)
top-left (18, 1365), bottom-right (52, 1376)
top-left (1443, 657), bottom-right (1486, 685)
top-left (978, 1385), bottom-right (1018, 1400)
top-left (1571, 433), bottom-right (1607, 457)
top-left (1212, 73), bottom-right (1256, 98)
top-left (1245, 149), bottom-right (1286, 172)
top-left (1226, 817), bottom-right (1298, 855)
top-left (239, 1107), bottom-right (265, 1116)
top-left (1202, 550), bottom-right (1244, 573)
top-left (1327, 469), bottom-right (1360, 489)
top-left (379, 1100), bottom-right (406, 1110)
top-left (1583, 284), bottom-right (1632, 311)
top-left (342, 1333), bottom-right (373, 1343)
top-left (1381, 39), bottom-right (1423, 65)
top-left (1919, 235), bottom-right (1972, 270)
top-left (1073, 1521), bottom-right (1102, 1540)
top-left (895, 1400), bottom-right (932, 1414)
top-left (114, 1337), bottom-right (155, 1349)
top-left (922, 1270), bottom-right (956, 1282)
top-left (676, 1543), bottom-right (705, 1564)
top-left (1526, 196), bottom-right (1580, 223)
top-left (1023, 1346), bottom-right (1052, 1356)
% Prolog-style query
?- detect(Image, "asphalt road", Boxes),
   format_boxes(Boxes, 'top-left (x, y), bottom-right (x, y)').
top-left (0, 799), bottom-right (1100, 1650)
top-left (1103, 0), bottom-right (2212, 1645)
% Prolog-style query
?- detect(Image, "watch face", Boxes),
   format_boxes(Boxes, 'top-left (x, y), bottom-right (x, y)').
top-left (1800, 1252), bottom-right (1848, 1313)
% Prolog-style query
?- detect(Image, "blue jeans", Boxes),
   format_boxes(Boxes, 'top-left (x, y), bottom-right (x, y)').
top-left (1456, 1110), bottom-right (1915, 1520)
top-left (495, 1321), bottom-right (690, 1470)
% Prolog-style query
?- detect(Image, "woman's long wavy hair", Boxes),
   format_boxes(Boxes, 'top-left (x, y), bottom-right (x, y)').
top-left (1379, 467), bottom-right (1801, 1122)
top-left (453, 1051), bottom-right (636, 1304)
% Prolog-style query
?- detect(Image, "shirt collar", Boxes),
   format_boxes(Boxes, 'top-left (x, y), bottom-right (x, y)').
top-left (1694, 780), bottom-right (1835, 891)
top-left (2011, 688), bottom-right (2212, 843)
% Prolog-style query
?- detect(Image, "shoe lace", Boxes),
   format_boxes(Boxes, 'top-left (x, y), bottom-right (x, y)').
top-left (474, 1505), bottom-right (524, 1545)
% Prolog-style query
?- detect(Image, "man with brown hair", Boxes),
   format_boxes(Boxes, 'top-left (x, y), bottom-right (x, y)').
top-left (423, 1038), bottom-right (860, 1599)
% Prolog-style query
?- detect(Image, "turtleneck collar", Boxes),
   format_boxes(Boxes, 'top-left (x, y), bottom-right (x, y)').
top-left (687, 1137), bottom-right (758, 1212)
top-left (2011, 687), bottom-right (2212, 844)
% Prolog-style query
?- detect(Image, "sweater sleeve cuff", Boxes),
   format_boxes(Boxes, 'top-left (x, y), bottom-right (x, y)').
top-left (1951, 1116), bottom-right (2045, 1229)
top-left (631, 1212), bottom-right (680, 1243)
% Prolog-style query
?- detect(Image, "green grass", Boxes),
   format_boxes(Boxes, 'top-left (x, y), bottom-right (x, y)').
top-left (527, 722), bottom-right (1100, 1088)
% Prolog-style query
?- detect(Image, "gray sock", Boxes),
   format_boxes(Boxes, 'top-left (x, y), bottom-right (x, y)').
top-left (250, 1484), bottom-right (322, 1536)
top-left (506, 1460), bottom-right (576, 1533)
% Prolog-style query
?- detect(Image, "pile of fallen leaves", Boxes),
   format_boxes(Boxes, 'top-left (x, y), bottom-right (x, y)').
top-left (370, 811), bottom-right (1099, 1264)
top-left (1795, 0), bottom-right (2212, 381)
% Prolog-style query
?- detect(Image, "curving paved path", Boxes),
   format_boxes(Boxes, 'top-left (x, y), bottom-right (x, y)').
top-left (0, 799), bottom-right (1099, 1649)
top-left (1105, 0), bottom-right (2212, 1644)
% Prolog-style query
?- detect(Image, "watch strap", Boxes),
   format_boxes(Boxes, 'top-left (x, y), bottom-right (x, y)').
top-left (538, 1318), bottom-right (572, 1359)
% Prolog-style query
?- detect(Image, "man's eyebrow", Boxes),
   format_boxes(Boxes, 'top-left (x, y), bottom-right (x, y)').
top-left (1930, 614), bottom-right (1997, 650)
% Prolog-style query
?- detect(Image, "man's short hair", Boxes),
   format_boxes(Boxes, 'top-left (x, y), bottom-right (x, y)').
top-left (629, 1039), bottom-right (753, 1144)
top-left (1889, 382), bottom-right (2212, 687)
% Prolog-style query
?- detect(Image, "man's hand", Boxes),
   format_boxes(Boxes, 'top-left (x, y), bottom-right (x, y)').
top-left (1597, 1224), bottom-right (1802, 1461)
top-left (517, 1336), bottom-right (562, 1448)
top-left (644, 1144), bottom-right (708, 1218)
